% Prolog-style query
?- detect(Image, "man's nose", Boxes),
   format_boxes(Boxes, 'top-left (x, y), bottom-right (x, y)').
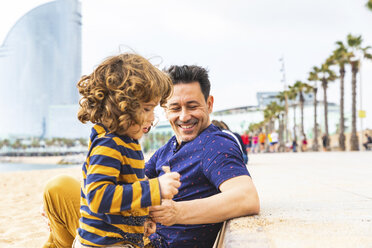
top-left (179, 108), bottom-right (191, 122)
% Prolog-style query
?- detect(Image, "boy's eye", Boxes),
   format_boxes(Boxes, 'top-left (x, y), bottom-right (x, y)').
top-left (144, 108), bottom-right (150, 112)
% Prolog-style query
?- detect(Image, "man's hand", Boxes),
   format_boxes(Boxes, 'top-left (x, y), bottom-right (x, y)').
top-left (149, 199), bottom-right (179, 226)
top-left (158, 172), bottom-right (181, 199)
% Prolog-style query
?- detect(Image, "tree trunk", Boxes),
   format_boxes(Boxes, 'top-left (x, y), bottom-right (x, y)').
top-left (350, 61), bottom-right (359, 151)
top-left (300, 93), bottom-right (305, 136)
top-left (322, 78), bottom-right (330, 150)
top-left (285, 95), bottom-right (289, 143)
top-left (313, 87), bottom-right (319, 151)
top-left (293, 104), bottom-right (297, 141)
top-left (278, 113), bottom-right (285, 152)
top-left (265, 123), bottom-right (270, 152)
top-left (339, 67), bottom-right (346, 151)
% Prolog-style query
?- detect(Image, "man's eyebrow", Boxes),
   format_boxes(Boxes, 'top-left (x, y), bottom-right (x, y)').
top-left (186, 100), bottom-right (200, 105)
top-left (168, 102), bottom-right (180, 107)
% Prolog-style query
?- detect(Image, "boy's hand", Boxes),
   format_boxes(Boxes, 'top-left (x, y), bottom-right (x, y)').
top-left (158, 172), bottom-right (181, 199)
top-left (144, 218), bottom-right (156, 237)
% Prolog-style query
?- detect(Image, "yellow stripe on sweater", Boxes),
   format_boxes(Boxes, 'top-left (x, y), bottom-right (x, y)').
top-left (123, 156), bottom-right (144, 169)
top-left (149, 178), bottom-right (161, 206)
top-left (130, 181), bottom-right (143, 209)
top-left (109, 184), bottom-right (123, 213)
top-left (87, 183), bottom-right (108, 213)
top-left (112, 137), bottom-right (142, 151)
top-left (88, 164), bottom-right (120, 178)
top-left (90, 146), bottom-right (123, 163)
top-left (93, 125), bottom-right (108, 138)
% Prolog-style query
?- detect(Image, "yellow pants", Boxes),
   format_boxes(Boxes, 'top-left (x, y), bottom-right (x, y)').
top-left (42, 175), bottom-right (81, 248)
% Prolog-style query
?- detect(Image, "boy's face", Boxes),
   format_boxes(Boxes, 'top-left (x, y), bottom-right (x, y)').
top-left (125, 99), bottom-right (159, 140)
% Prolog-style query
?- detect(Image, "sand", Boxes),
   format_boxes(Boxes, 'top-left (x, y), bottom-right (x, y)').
top-left (0, 166), bottom-right (81, 248)
top-left (1, 152), bottom-right (372, 248)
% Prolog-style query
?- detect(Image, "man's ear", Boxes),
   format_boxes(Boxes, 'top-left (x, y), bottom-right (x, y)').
top-left (207, 95), bottom-right (214, 114)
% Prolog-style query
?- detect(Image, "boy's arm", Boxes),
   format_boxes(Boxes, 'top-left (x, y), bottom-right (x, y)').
top-left (85, 141), bottom-right (161, 214)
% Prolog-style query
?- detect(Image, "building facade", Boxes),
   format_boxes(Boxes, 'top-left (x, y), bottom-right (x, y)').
top-left (0, 0), bottom-right (82, 138)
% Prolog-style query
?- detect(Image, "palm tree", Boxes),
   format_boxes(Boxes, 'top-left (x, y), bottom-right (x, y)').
top-left (276, 90), bottom-right (290, 143)
top-left (345, 34), bottom-right (372, 150)
top-left (319, 60), bottom-right (337, 150)
top-left (263, 101), bottom-right (285, 152)
top-left (287, 86), bottom-right (298, 142)
top-left (291, 81), bottom-right (313, 137)
top-left (329, 41), bottom-right (353, 151)
top-left (308, 67), bottom-right (320, 151)
top-left (367, 0), bottom-right (372, 11)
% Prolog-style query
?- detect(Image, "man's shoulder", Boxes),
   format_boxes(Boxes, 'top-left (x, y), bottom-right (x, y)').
top-left (201, 126), bottom-right (239, 150)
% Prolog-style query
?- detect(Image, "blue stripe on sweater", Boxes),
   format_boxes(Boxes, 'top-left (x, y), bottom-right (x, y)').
top-left (98, 184), bottom-right (115, 213)
top-left (140, 181), bottom-right (151, 208)
top-left (121, 184), bottom-right (133, 211)
top-left (86, 173), bottom-right (117, 185)
top-left (80, 205), bottom-right (147, 226)
top-left (89, 155), bottom-right (121, 170)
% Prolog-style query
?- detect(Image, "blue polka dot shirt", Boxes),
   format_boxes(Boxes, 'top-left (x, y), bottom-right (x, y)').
top-left (145, 124), bottom-right (251, 248)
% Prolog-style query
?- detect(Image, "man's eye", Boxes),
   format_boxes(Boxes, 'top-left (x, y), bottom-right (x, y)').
top-left (144, 108), bottom-right (151, 112)
top-left (189, 106), bottom-right (197, 109)
top-left (169, 107), bottom-right (180, 112)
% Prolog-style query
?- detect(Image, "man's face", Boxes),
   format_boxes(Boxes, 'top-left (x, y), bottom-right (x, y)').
top-left (165, 82), bottom-right (213, 144)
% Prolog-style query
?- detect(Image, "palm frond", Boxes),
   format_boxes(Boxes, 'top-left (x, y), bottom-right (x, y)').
top-left (367, 0), bottom-right (372, 11)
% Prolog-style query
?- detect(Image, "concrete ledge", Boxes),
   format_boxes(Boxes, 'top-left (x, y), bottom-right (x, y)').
top-left (217, 216), bottom-right (271, 248)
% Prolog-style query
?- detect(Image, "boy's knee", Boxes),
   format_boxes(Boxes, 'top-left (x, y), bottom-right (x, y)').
top-left (44, 175), bottom-right (79, 197)
top-left (43, 175), bottom-right (80, 212)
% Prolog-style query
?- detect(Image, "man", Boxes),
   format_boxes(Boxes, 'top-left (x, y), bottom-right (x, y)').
top-left (363, 133), bottom-right (372, 150)
top-left (146, 65), bottom-right (259, 247)
top-left (42, 65), bottom-right (259, 248)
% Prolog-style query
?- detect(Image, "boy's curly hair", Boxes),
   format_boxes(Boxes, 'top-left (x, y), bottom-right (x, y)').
top-left (77, 53), bottom-right (173, 135)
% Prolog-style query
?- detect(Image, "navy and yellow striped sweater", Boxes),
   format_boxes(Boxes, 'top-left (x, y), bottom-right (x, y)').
top-left (77, 124), bottom-right (161, 247)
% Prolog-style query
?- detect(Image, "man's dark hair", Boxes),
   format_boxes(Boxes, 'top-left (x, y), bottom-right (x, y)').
top-left (165, 65), bottom-right (210, 101)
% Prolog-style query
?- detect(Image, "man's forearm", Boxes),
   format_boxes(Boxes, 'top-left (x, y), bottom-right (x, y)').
top-left (176, 176), bottom-right (259, 224)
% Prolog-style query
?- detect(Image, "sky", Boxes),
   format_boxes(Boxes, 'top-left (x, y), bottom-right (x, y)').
top-left (1, 0), bottom-right (372, 129)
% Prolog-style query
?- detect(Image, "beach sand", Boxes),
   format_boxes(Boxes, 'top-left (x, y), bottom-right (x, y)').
top-left (0, 166), bottom-right (81, 248)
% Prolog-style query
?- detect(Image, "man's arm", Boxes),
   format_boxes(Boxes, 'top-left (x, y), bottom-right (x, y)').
top-left (149, 175), bottom-right (259, 225)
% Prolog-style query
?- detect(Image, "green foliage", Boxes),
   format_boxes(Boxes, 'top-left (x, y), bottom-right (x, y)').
top-left (263, 101), bottom-right (284, 122)
top-left (248, 121), bottom-right (264, 133)
top-left (368, 0), bottom-right (372, 11)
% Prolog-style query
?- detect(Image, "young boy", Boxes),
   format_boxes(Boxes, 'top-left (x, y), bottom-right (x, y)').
top-left (73, 53), bottom-right (181, 248)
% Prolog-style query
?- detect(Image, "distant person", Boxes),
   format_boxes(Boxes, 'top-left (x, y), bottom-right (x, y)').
top-left (292, 138), bottom-right (298, 153)
top-left (270, 130), bottom-right (279, 152)
top-left (42, 53), bottom-right (181, 248)
top-left (363, 133), bottom-right (372, 150)
top-left (241, 131), bottom-right (251, 153)
top-left (258, 131), bottom-right (266, 153)
top-left (212, 120), bottom-right (248, 164)
top-left (285, 141), bottom-right (292, 152)
top-left (322, 134), bottom-right (329, 152)
top-left (301, 133), bottom-right (308, 152)
top-left (252, 133), bottom-right (259, 153)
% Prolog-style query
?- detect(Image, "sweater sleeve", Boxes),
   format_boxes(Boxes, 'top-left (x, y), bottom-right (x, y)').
top-left (83, 138), bottom-right (161, 214)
